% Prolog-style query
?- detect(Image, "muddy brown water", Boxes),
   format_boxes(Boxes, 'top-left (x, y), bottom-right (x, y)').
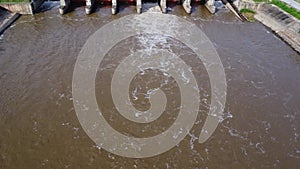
top-left (0, 2), bottom-right (299, 169)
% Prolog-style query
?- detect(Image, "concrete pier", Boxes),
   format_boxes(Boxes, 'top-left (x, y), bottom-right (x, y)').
top-left (205, 0), bottom-right (216, 13)
top-left (59, 0), bottom-right (70, 14)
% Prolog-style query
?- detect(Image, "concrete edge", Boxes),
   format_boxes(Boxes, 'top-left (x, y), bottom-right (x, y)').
top-left (0, 12), bottom-right (20, 35)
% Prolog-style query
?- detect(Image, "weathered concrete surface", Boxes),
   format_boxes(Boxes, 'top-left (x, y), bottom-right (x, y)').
top-left (0, 3), bottom-right (33, 14)
top-left (281, 0), bottom-right (300, 11)
top-left (237, 0), bottom-right (300, 53)
top-left (0, 7), bottom-right (20, 34)
top-left (0, 0), bottom-right (44, 14)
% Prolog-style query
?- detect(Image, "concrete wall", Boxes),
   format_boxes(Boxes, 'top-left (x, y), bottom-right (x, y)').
top-left (0, 3), bottom-right (32, 14)
top-left (0, 0), bottom-right (44, 14)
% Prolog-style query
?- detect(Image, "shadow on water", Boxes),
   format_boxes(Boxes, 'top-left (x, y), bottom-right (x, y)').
top-left (34, 1), bottom-right (61, 14)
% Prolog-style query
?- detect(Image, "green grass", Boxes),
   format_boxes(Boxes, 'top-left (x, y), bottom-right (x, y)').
top-left (240, 8), bottom-right (257, 21)
top-left (240, 8), bottom-right (256, 14)
top-left (0, 0), bottom-right (31, 3)
top-left (253, 0), bottom-right (269, 2)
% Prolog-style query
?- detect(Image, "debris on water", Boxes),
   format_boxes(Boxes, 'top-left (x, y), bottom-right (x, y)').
top-left (132, 87), bottom-right (138, 101)
top-left (283, 112), bottom-right (296, 121)
top-left (219, 110), bottom-right (233, 122)
top-left (73, 127), bottom-right (79, 132)
top-left (222, 124), bottom-right (248, 140)
top-left (108, 153), bottom-right (115, 160)
top-left (32, 121), bottom-right (39, 133)
top-left (93, 145), bottom-right (102, 150)
top-left (145, 88), bottom-right (159, 98)
top-left (205, 148), bottom-right (209, 154)
top-left (73, 135), bottom-right (80, 139)
top-left (188, 132), bottom-right (198, 150)
top-left (135, 112), bottom-right (142, 118)
top-left (59, 93), bottom-right (65, 98)
top-left (260, 120), bottom-right (271, 133)
top-left (9, 24), bottom-right (16, 28)
top-left (61, 122), bottom-right (70, 126)
top-left (165, 162), bottom-right (170, 169)
top-left (241, 146), bottom-right (248, 156)
top-left (255, 142), bottom-right (266, 154)
top-left (41, 159), bottom-right (49, 166)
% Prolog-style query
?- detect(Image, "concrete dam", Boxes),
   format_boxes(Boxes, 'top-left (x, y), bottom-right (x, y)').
top-left (0, 0), bottom-right (245, 19)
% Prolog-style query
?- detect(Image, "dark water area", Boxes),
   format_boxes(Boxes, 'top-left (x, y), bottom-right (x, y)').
top-left (0, 2), bottom-right (299, 168)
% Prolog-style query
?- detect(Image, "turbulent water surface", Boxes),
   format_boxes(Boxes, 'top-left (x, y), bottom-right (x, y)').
top-left (0, 2), bottom-right (299, 169)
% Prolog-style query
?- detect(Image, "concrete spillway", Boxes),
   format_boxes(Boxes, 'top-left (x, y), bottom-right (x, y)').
top-left (0, 0), bottom-right (247, 22)
top-left (58, 0), bottom-right (217, 15)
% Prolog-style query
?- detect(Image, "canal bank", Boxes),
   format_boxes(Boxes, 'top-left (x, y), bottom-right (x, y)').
top-left (237, 0), bottom-right (300, 53)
